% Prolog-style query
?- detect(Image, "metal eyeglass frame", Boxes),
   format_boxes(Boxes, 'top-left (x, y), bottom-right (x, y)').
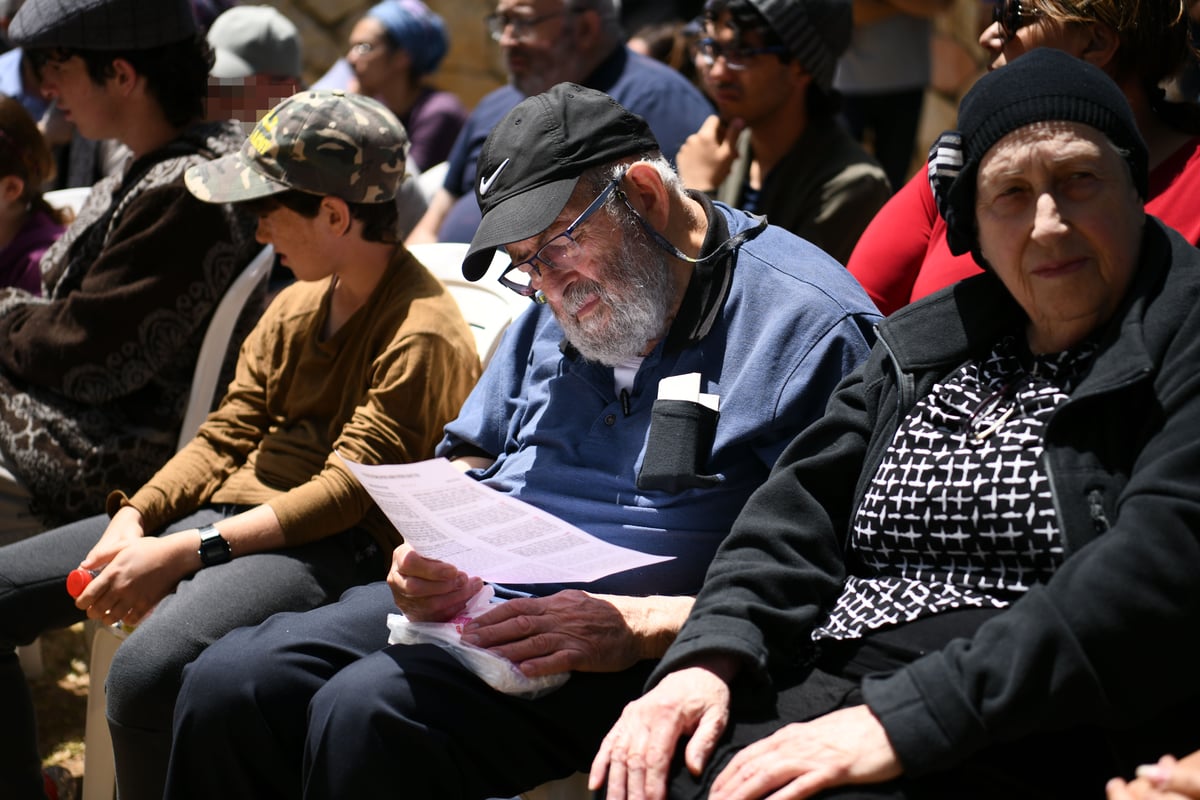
top-left (498, 167), bottom-right (766, 300)
top-left (695, 37), bottom-right (788, 71)
top-left (485, 9), bottom-right (581, 42)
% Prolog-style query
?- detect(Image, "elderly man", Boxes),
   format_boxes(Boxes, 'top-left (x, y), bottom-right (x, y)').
top-left (406, 0), bottom-right (712, 245)
top-left (594, 49), bottom-right (1200, 800)
top-left (676, 0), bottom-right (890, 265)
top-left (162, 83), bottom-right (879, 800)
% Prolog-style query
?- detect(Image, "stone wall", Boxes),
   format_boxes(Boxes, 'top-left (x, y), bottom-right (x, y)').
top-left (270, 0), bottom-right (506, 108)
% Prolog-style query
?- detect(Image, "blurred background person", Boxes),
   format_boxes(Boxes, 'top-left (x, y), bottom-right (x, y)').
top-left (205, 4), bottom-right (303, 136)
top-left (406, 0), bottom-right (712, 246)
top-left (0, 93), bottom-right (65, 292)
top-left (677, 0), bottom-right (890, 265)
top-left (628, 16), bottom-right (708, 95)
top-left (849, 0), bottom-right (1200, 315)
top-left (346, 0), bottom-right (466, 173)
top-left (834, 0), bottom-right (952, 193)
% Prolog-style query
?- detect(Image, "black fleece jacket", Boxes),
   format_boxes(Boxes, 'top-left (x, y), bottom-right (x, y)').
top-left (653, 217), bottom-right (1200, 777)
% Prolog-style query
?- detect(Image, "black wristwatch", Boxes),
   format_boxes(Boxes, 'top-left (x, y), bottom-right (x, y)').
top-left (197, 524), bottom-right (232, 567)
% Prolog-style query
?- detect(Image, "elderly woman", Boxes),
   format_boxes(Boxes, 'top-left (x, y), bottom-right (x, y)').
top-left (592, 48), bottom-right (1200, 799)
top-left (346, 0), bottom-right (467, 171)
top-left (848, 0), bottom-right (1200, 315)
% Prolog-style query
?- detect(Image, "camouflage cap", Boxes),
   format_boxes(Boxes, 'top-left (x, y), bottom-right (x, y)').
top-left (185, 89), bottom-right (409, 205)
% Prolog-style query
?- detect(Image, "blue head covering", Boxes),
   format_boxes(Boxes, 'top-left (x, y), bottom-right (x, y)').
top-left (366, 0), bottom-right (449, 77)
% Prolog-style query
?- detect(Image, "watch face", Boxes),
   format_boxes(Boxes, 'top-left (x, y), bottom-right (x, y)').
top-left (199, 527), bottom-right (232, 566)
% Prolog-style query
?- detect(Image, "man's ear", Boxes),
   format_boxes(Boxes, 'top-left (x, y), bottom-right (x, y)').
top-left (1078, 21), bottom-right (1120, 72)
top-left (0, 174), bottom-right (25, 205)
top-left (107, 57), bottom-right (142, 97)
top-left (320, 196), bottom-right (353, 237)
top-left (572, 8), bottom-right (604, 51)
top-left (623, 161), bottom-right (671, 230)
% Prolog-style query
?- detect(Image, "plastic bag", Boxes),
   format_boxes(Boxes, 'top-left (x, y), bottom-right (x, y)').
top-left (386, 585), bottom-right (570, 699)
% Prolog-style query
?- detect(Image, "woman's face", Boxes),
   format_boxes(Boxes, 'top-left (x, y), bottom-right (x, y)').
top-left (347, 18), bottom-right (407, 96)
top-left (975, 121), bottom-right (1144, 353)
top-left (978, 1), bottom-right (1094, 71)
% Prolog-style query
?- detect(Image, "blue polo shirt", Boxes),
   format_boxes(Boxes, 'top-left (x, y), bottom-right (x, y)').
top-left (437, 46), bottom-right (713, 243)
top-left (436, 197), bottom-right (880, 597)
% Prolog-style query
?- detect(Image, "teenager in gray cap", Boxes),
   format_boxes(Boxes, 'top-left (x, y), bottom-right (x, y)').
top-left (0, 89), bottom-right (479, 800)
top-left (676, 0), bottom-right (891, 264)
top-left (204, 4), bottom-right (303, 135)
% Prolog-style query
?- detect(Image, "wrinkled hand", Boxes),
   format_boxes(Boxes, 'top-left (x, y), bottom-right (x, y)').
top-left (461, 590), bottom-right (652, 676)
top-left (1109, 752), bottom-right (1200, 800)
top-left (676, 114), bottom-right (745, 192)
top-left (591, 662), bottom-right (735, 800)
top-left (74, 534), bottom-right (192, 626)
top-left (80, 505), bottom-right (147, 571)
top-left (387, 543), bottom-right (482, 622)
top-left (708, 705), bottom-right (902, 800)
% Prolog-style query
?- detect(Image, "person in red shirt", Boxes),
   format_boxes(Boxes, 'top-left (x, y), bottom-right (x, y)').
top-left (848, 0), bottom-right (1200, 316)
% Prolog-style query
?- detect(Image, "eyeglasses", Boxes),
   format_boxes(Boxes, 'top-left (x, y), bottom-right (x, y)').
top-left (963, 380), bottom-right (1019, 442)
top-left (499, 172), bottom-right (622, 297)
top-left (696, 37), bottom-right (787, 71)
top-left (498, 167), bottom-right (767, 300)
top-left (348, 41), bottom-right (383, 58)
top-left (485, 9), bottom-right (581, 43)
top-left (991, 0), bottom-right (1042, 42)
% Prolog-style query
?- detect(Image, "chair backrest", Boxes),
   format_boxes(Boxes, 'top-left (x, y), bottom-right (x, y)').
top-left (406, 242), bottom-right (527, 369)
top-left (176, 244), bottom-right (274, 450)
top-left (44, 186), bottom-right (92, 216)
top-left (414, 160), bottom-right (449, 203)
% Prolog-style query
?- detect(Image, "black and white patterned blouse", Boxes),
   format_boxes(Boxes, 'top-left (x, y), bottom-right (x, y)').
top-left (813, 335), bottom-right (1097, 642)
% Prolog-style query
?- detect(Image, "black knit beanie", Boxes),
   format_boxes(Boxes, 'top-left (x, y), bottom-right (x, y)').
top-left (928, 48), bottom-right (1148, 264)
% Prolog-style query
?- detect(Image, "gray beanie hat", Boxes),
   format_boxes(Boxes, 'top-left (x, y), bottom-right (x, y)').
top-left (929, 48), bottom-right (1147, 264)
top-left (708, 0), bottom-right (851, 92)
top-left (9, 0), bottom-right (197, 50)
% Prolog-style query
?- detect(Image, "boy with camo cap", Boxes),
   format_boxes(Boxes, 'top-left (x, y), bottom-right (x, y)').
top-left (0, 88), bottom-right (480, 800)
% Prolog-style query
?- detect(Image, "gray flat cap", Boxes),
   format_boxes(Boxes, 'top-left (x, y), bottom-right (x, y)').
top-left (9, 0), bottom-right (197, 51)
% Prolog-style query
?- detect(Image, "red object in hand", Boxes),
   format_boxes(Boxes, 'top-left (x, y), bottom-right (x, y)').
top-left (66, 567), bottom-right (98, 598)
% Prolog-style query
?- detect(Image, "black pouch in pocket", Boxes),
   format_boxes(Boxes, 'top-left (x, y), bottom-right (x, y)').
top-left (637, 398), bottom-right (721, 493)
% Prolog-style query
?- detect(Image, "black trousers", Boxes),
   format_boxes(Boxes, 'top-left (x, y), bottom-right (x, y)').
top-left (669, 610), bottom-right (1133, 800)
top-left (165, 580), bottom-right (653, 800)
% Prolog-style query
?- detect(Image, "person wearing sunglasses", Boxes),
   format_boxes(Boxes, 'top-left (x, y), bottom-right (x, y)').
top-left (162, 83), bottom-right (880, 800)
top-left (596, 48), bottom-right (1200, 800)
top-left (849, 0), bottom-right (1200, 315)
top-left (676, 0), bottom-right (891, 265)
top-left (405, 0), bottom-right (712, 247)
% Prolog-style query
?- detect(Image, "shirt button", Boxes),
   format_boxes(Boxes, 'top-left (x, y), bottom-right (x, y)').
top-left (604, 414), bottom-right (616, 426)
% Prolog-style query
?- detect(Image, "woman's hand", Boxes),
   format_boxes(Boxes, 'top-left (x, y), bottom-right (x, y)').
top-left (591, 661), bottom-right (736, 800)
top-left (80, 505), bottom-right (147, 570)
top-left (1109, 752), bottom-right (1200, 799)
top-left (386, 543), bottom-right (482, 622)
top-left (73, 531), bottom-right (198, 626)
top-left (707, 705), bottom-right (902, 800)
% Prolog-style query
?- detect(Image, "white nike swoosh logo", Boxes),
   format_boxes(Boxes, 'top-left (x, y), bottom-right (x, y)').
top-left (479, 158), bottom-right (510, 195)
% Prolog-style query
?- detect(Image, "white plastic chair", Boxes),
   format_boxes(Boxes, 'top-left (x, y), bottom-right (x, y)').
top-left (44, 186), bottom-right (93, 216)
top-left (79, 244), bottom-right (273, 800)
top-left (406, 242), bottom-right (527, 369)
top-left (176, 244), bottom-right (274, 448)
top-left (415, 160), bottom-right (449, 203)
